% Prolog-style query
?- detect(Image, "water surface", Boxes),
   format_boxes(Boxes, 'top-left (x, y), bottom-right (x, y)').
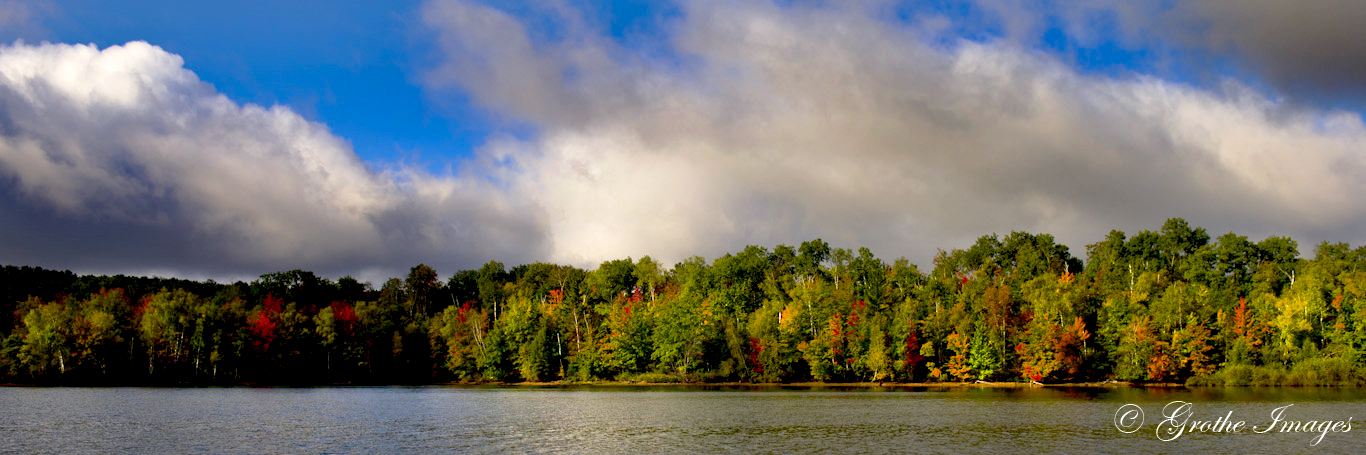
top-left (2, 386), bottom-right (1363, 453)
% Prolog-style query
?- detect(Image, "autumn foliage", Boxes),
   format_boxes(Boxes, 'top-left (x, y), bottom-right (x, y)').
top-left (4, 220), bottom-right (1366, 386)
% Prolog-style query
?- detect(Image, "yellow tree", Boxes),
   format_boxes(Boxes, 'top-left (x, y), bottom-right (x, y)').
top-left (138, 289), bottom-right (198, 376)
top-left (19, 298), bottom-right (71, 376)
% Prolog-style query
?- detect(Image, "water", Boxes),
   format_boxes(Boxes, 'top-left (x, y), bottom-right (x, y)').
top-left (2, 386), bottom-right (1364, 454)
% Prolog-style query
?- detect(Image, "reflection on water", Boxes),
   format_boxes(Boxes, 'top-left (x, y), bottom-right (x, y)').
top-left (1, 386), bottom-right (1363, 454)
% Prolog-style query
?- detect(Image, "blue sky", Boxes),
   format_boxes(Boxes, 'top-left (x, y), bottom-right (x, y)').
top-left (35, 0), bottom-right (477, 168)
top-left (2, 0), bottom-right (1365, 282)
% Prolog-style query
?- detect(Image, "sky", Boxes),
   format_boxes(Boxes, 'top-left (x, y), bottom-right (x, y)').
top-left (1, 0), bottom-right (1365, 285)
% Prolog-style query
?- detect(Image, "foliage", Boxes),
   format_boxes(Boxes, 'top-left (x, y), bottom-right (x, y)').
top-left (7, 219), bottom-right (1366, 386)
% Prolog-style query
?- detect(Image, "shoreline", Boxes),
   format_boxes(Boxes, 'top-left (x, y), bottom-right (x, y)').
top-left (0, 380), bottom-right (1190, 388)
top-left (462, 380), bottom-right (1187, 388)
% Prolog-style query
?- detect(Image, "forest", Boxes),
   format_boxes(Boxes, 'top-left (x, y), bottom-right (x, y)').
top-left (4, 218), bottom-right (1366, 387)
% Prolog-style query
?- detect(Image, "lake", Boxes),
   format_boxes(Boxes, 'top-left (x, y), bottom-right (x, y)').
top-left (2, 386), bottom-right (1364, 453)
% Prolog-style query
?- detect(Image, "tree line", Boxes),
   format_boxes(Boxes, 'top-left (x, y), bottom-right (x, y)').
top-left (4, 218), bottom-right (1366, 386)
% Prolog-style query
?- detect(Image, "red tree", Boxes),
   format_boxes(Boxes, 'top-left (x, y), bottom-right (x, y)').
top-left (249, 312), bottom-right (277, 351)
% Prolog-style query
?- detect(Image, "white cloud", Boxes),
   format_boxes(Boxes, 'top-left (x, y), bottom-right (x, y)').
top-left (423, 0), bottom-right (1366, 266)
top-left (0, 41), bottom-right (545, 280)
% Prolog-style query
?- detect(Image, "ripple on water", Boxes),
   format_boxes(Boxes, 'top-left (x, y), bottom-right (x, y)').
top-left (1, 387), bottom-right (1364, 454)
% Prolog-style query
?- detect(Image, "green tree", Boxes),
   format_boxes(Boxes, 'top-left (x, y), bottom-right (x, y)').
top-left (652, 293), bottom-right (707, 375)
top-left (404, 264), bottom-right (439, 321)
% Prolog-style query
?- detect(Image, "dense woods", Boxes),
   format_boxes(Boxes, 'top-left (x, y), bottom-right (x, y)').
top-left (5, 218), bottom-right (1366, 386)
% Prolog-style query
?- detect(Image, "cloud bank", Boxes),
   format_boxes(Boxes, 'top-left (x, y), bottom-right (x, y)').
top-left (422, 0), bottom-right (1366, 267)
top-left (0, 41), bottom-right (544, 282)
top-left (3, 1), bottom-right (1366, 282)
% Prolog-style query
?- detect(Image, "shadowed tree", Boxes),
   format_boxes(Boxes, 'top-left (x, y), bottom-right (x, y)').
top-left (404, 264), bottom-right (439, 321)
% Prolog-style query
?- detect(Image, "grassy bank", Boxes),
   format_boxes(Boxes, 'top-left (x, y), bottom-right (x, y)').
top-left (1186, 358), bottom-right (1366, 387)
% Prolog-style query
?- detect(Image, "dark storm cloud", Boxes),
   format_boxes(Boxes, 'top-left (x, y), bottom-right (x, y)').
top-left (1002, 0), bottom-right (1366, 103)
top-left (1178, 0), bottom-right (1366, 100)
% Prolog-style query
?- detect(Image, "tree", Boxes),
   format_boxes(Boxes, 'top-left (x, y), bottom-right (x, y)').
top-left (711, 246), bottom-right (772, 318)
top-left (652, 293), bottom-right (708, 376)
top-left (1085, 230), bottom-right (1129, 294)
top-left (635, 257), bottom-right (667, 303)
top-left (851, 248), bottom-right (888, 308)
top-left (248, 294), bottom-right (284, 354)
top-left (800, 312), bottom-right (844, 382)
top-left (866, 319), bottom-right (893, 381)
top-left (900, 329), bottom-right (926, 380)
top-left (1212, 232), bottom-right (1258, 294)
top-left (447, 269), bottom-right (480, 307)
top-left (18, 299), bottom-right (71, 377)
top-left (1256, 236), bottom-right (1300, 294)
top-left (1114, 316), bottom-right (1157, 381)
top-left (1170, 317), bottom-right (1215, 379)
top-left (404, 264), bottom-right (439, 321)
top-left (944, 331), bottom-right (972, 381)
top-left (316, 301), bottom-right (360, 377)
top-left (430, 301), bottom-right (488, 381)
top-left (477, 261), bottom-right (510, 316)
top-left (254, 270), bottom-right (332, 311)
top-left (967, 319), bottom-right (1001, 380)
top-left (797, 239), bottom-right (831, 284)
top-left (746, 298), bottom-right (800, 382)
top-left (69, 289), bottom-right (129, 377)
top-left (138, 289), bottom-right (201, 377)
top-left (587, 259), bottom-right (635, 305)
top-left (598, 284), bottom-right (653, 377)
top-left (1158, 218), bottom-right (1210, 278)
